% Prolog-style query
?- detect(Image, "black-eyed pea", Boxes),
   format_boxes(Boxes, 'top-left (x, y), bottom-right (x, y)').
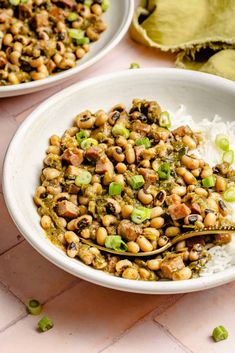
top-left (218, 199), bottom-right (229, 217)
top-left (50, 135), bottom-right (61, 146)
top-left (121, 205), bottom-right (133, 219)
top-left (78, 205), bottom-right (87, 215)
top-left (8, 72), bottom-right (19, 84)
top-left (76, 47), bottom-right (86, 59)
top-left (172, 267), bottom-right (192, 281)
top-left (139, 268), bottom-right (151, 280)
top-left (176, 167), bottom-right (187, 176)
top-left (67, 242), bottom-right (78, 258)
top-left (136, 236), bottom-right (153, 252)
top-left (127, 241), bottom-right (140, 253)
top-left (182, 135), bottom-right (197, 150)
top-left (172, 186), bottom-right (187, 196)
top-left (91, 3), bottom-right (102, 15)
top-left (150, 217), bottom-right (165, 229)
top-left (184, 214), bottom-right (202, 225)
top-left (182, 250), bottom-right (189, 261)
top-left (175, 240), bottom-right (186, 251)
top-left (143, 228), bottom-right (160, 241)
top-left (155, 190), bottom-right (166, 205)
top-left (138, 189), bottom-right (153, 205)
top-left (140, 159), bottom-right (150, 168)
top-left (42, 167), bottom-right (60, 180)
top-left (158, 235), bottom-right (169, 247)
top-left (191, 169), bottom-right (201, 177)
top-left (47, 185), bottom-right (62, 195)
top-left (183, 170), bottom-right (197, 185)
top-left (116, 136), bottom-right (128, 148)
top-left (86, 27), bottom-right (100, 41)
top-left (64, 231), bottom-right (79, 244)
top-left (57, 217), bottom-right (67, 228)
top-left (3, 33), bottom-right (13, 46)
top-left (201, 165), bottom-right (213, 179)
top-left (78, 196), bottom-right (89, 205)
top-left (129, 131), bottom-right (140, 140)
top-left (181, 155), bottom-right (200, 169)
top-left (46, 145), bottom-right (60, 155)
top-left (95, 110), bottom-right (108, 126)
top-left (206, 198), bottom-right (218, 212)
top-left (116, 162), bottom-right (127, 174)
top-left (80, 228), bottom-right (90, 239)
top-left (112, 147), bottom-right (125, 162)
top-left (113, 174), bottom-right (125, 186)
top-left (116, 259), bottom-right (132, 273)
top-left (150, 206), bottom-right (164, 219)
top-left (106, 198), bottom-right (121, 214)
top-left (40, 215), bottom-right (52, 229)
top-left (215, 176), bottom-right (227, 192)
top-left (165, 226), bottom-right (181, 237)
top-left (76, 112), bottom-right (96, 129)
top-left (122, 267), bottom-right (139, 280)
top-left (195, 187), bottom-right (208, 197)
top-left (102, 215), bottom-right (117, 227)
top-left (204, 212), bottom-right (217, 227)
top-left (96, 227), bottom-right (108, 246)
top-left (92, 182), bottom-right (103, 195)
top-left (147, 258), bottom-right (162, 271)
top-left (125, 145), bottom-right (135, 164)
top-left (189, 249), bottom-right (199, 261)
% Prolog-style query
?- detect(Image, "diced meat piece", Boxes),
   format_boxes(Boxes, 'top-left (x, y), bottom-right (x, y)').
top-left (139, 168), bottom-right (158, 186)
top-left (134, 145), bottom-right (145, 162)
top-left (52, 0), bottom-right (75, 8)
top-left (62, 148), bottom-right (84, 166)
top-left (168, 203), bottom-right (191, 220)
top-left (166, 194), bottom-right (181, 206)
top-left (172, 125), bottom-right (192, 137)
top-left (131, 121), bottom-right (151, 134)
top-left (191, 202), bottom-right (201, 214)
top-left (85, 146), bottom-right (102, 161)
top-left (34, 13), bottom-right (49, 27)
top-left (161, 256), bottom-right (185, 279)
top-left (186, 236), bottom-right (205, 249)
top-left (65, 165), bottom-right (80, 177)
top-left (19, 4), bottom-right (32, 19)
top-left (49, 6), bottom-right (67, 20)
top-left (117, 220), bottom-right (142, 241)
top-left (215, 233), bottom-right (232, 245)
top-left (65, 184), bottom-right (80, 194)
top-left (95, 155), bottom-right (114, 174)
top-left (57, 200), bottom-right (79, 218)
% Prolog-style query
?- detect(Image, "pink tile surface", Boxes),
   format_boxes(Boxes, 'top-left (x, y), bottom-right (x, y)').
top-left (0, 2), bottom-right (234, 352)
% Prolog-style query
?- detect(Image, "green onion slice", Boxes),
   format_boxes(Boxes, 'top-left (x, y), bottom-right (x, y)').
top-left (129, 62), bottom-right (140, 69)
top-left (212, 326), bottom-right (228, 342)
top-left (223, 186), bottom-right (235, 202)
top-left (131, 207), bottom-right (151, 224)
top-left (9, 0), bottom-right (20, 4)
top-left (67, 12), bottom-right (78, 21)
top-left (68, 29), bottom-right (85, 40)
top-left (38, 316), bottom-right (54, 332)
top-left (76, 37), bottom-right (90, 45)
top-left (27, 299), bottom-right (42, 315)
top-left (84, 0), bottom-right (93, 7)
top-left (215, 134), bottom-right (230, 152)
top-left (105, 235), bottom-right (127, 252)
top-left (202, 176), bottom-right (215, 188)
top-left (135, 137), bottom-right (151, 148)
top-left (222, 150), bottom-right (234, 165)
top-left (157, 163), bottom-right (171, 180)
top-left (101, 0), bottom-right (109, 12)
top-left (159, 111), bottom-right (171, 128)
top-left (112, 124), bottom-right (130, 139)
top-left (75, 170), bottom-right (92, 186)
top-left (109, 182), bottom-right (122, 196)
top-left (80, 138), bottom-right (98, 150)
top-left (131, 175), bottom-right (145, 190)
top-left (76, 130), bottom-right (88, 145)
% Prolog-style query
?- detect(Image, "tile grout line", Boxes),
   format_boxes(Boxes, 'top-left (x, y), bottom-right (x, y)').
top-left (0, 239), bottom-right (25, 256)
top-left (153, 321), bottom-right (196, 353)
top-left (97, 294), bottom-right (186, 353)
top-left (0, 278), bottom-right (80, 334)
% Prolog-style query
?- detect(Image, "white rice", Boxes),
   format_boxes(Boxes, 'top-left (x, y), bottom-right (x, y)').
top-left (169, 105), bottom-right (235, 276)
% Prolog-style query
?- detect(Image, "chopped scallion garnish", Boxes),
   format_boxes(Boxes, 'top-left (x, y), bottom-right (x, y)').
top-left (159, 111), bottom-right (171, 128)
top-left (67, 12), bottom-right (78, 21)
top-left (215, 134), bottom-right (230, 152)
top-left (101, 0), bottom-right (109, 12)
top-left (157, 163), bottom-right (171, 180)
top-left (38, 316), bottom-right (54, 332)
top-left (135, 137), bottom-right (151, 148)
top-left (105, 235), bottom-right (127, 252)
top-left (131, 175), bottom-right (145, 190)
top-left (80, 138), bottom-right (98, 150)
top-left (75, 170), bottom-right (92, 186)
top-left (84, 0), bottom-right (93, 7)
top-left (9, 0), bottom-right (20, 4)
top-left (129, 62), bottom-right (140, 69)
top-left (109, 182), bottom-right (122, 196)
top-left (112, 125), bottom-right (130, 139)
top-left (223, 186), bottom-right (235, 202)
top-left (76, 130), bottom-right (88, 145)
top-left (222, 150), bottom-right (234, 165)
top-left (27, 299), bottom-right (42, 315)
top-left (212, 326), bottom-right (228, 342)
top-left (202, 176), bottom-right (215, 188)
top-left (68, 29), bottom-right (85, 40)
top-left (76, 37), bottom-right (90, 45)
top-left (131, 207), bottom-right (151, 224)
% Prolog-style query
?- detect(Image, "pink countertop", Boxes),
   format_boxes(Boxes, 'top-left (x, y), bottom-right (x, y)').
top-left (1, 9), bottom-right (235, 353)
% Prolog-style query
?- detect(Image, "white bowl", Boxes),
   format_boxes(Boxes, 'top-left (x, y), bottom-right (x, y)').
top-left (3, 68), bottom-right (235, 294)
top-left (0, 0), bottom-right (134, 98)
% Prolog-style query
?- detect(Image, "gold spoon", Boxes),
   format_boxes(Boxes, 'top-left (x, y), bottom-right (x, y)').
top-left (78, 225), bottom-right (235, 257)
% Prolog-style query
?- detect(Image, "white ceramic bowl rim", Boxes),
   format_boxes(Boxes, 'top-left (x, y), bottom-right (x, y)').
top-left (3, 68), bottom-right (235, 294)
top-left (0, 0), bottom-right (134, 96)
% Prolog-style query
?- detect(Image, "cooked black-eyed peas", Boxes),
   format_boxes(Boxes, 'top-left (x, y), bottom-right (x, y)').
top-left (35, 99), bottom-right (235, 282)
top-left (0, 0), bottom-right (108, 85)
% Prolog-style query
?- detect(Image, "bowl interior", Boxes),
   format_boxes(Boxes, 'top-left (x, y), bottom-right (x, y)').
top-left (4, 68), bottom-right (235, 294)
top-left (0, 0), bottom-right (133, 97)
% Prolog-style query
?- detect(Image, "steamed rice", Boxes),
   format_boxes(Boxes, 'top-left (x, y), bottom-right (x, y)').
top-left (169, 105), bottom-right (235, 276)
